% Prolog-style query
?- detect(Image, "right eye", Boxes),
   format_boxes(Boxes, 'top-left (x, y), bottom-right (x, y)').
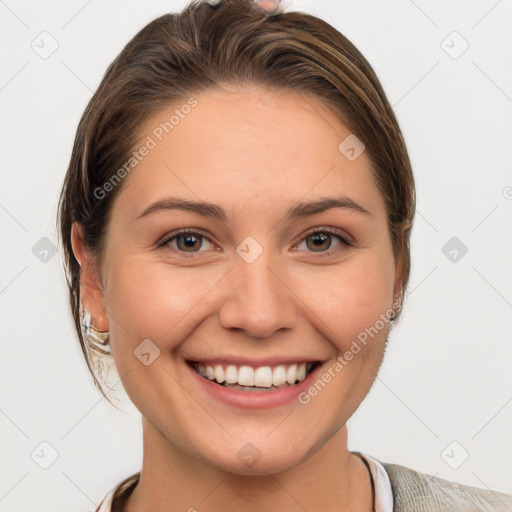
top-left (158, 228), bottom-right (218, 256)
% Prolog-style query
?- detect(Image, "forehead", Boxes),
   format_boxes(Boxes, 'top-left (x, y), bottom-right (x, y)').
top-left (115, 87), bottom-right (386, 222)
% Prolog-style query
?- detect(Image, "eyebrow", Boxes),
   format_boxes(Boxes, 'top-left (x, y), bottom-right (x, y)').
top-left (136, 195), bottom-right (372, 222)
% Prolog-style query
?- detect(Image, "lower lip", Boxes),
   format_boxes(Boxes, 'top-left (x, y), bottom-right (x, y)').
top-left (186, 362), bottom-right (322, 410)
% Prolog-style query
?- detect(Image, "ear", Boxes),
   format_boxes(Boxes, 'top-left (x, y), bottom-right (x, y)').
top-left (71, 222), bottom-right (109, 331)
top-left (392, 226), bottom-right (408, 311)
top-left (393, 256), bottom-right (403, 307)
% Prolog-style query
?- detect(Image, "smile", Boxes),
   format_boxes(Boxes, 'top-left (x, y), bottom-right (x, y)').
top-left (187, 361), bottom-right (320, 391)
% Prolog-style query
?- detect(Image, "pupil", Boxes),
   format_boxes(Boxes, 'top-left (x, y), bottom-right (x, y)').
top-left (307, 233), bottom-right (331, 252)
top-left (178, 235), bottom-right (200, 251)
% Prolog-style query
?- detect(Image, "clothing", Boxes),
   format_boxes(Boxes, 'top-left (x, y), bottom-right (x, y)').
top-left (95, 452), bottom-right (512, 511)
top-left (381, 461), bottom-right (512, 511)
top-left (358, 452), bottom-right (394, 511)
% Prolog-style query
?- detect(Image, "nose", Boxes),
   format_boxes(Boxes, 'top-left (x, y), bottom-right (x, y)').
top-left (218, 252), bottom-right (297, 338)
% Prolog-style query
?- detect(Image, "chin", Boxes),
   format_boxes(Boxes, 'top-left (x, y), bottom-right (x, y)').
top-left (189, 433), bottom-right (312, 476)
top-left (212, 450), bottom-right (304, 476)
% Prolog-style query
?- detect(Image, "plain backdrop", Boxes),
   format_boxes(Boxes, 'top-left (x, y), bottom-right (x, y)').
top-left (0, 0), bottom-right (511, 510)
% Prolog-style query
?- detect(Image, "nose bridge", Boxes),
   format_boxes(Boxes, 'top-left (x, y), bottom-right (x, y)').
top-left (218, 245), bottom-right (297, 338)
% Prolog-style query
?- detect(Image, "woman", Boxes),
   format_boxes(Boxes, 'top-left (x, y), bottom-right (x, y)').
top-left (58, 0), bottom-right (512, 510)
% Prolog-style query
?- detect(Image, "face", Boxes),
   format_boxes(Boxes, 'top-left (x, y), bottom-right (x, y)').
top-left (77, 87), bottom-right (400, 475)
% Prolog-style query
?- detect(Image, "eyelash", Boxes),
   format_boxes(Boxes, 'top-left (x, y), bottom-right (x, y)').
top-left (157, 227), bottom-right (352, 258)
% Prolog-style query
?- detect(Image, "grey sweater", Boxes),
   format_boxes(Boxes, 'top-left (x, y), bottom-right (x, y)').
top-left (381, 462), bottom-right (512, 511)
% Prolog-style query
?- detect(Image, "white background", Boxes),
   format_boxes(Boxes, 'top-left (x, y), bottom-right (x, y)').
top-left (0, 0), bottom-right (511, 510)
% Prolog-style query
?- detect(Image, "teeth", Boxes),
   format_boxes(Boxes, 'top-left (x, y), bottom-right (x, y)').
top-left (194, 361), bottom-right (314, 389)
top-left (238, 366), bottom-right (255, 386)
top-left (254, 366), bottom-right (273, 387)
top-left (286, 364), bottom-right (297, 384)
top-left (296, 363), bottom-right (306, 382)
top-left (272, 365), bottom-right (288, 386)
top-left (213, 365), bottom-right (225, 383)
top-left (225, 365), bottom-right (238, 384)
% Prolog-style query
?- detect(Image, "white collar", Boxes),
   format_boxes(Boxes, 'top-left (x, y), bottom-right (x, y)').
top-left (356, 452), bottom-right (394, 512)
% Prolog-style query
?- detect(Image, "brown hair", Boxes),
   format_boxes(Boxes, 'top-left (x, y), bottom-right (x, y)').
top-left (58, 0), bottom-right (415, 403)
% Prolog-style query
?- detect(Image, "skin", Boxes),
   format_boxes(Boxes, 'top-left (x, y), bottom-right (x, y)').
top-left (72, 86), bottom-right (402, 511)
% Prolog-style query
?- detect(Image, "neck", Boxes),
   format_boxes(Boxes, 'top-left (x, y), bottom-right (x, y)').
top-left (124, 418), bottom-right (372, 512)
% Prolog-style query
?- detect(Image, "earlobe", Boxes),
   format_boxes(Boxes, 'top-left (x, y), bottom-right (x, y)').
top-left (71, 222), bottom-right (109, 332)
top-left (394, 261), bottom-right (403, 301)
top-left (392, 221), bottom-right (410, 312)
top-left (391, 256), bottom-right (404, 319)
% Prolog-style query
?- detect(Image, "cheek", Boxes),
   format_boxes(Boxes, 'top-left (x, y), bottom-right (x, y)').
top-left (295, 254), bottom-right (395, 351)
top-left (104, 254), bottom-right (217, 346)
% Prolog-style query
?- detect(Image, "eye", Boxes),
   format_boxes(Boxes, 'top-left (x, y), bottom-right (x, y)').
top-left (157, 228), bottom-right (217, 256)
top-left (292, 227), bottom-right (352, 255)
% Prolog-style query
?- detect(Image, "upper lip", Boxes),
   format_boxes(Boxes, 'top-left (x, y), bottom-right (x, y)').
top-left (186, 358), bottom-right (323, 367)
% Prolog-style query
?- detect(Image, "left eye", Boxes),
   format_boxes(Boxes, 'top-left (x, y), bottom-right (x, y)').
top-left (292, 228), bottom-right (351, 254)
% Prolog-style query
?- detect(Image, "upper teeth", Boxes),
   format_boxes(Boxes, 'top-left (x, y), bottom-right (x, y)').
top-left (193, 362), bottom-right (313, 388)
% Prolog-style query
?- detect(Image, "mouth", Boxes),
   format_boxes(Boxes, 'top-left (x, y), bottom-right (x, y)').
top-left (186, 360), bottom-right (322, 392)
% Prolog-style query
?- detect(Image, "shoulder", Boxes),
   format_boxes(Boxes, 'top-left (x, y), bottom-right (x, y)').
top-left (381, 461), bottom-right (512, 512)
